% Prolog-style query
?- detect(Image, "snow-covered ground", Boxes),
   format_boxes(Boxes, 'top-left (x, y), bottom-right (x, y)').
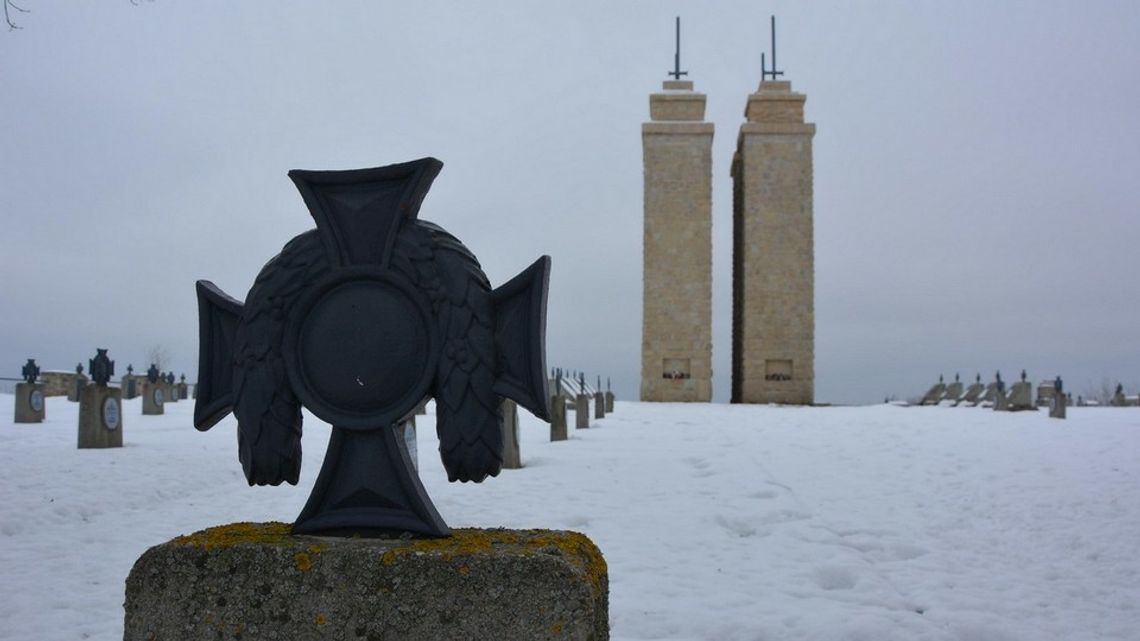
top-left (2, 394), bottom-right (1138, 641)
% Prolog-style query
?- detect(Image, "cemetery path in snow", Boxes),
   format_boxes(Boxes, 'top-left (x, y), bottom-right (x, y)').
top-left (1, 395), bottom-right (1138, 641)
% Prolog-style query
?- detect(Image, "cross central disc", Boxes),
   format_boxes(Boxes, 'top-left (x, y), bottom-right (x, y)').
top-left (285, 270), bottom-right (436, 430)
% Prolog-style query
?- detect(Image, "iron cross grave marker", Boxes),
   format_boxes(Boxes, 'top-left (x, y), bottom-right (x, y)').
top-left (194, 157), bottom-right (551, 537)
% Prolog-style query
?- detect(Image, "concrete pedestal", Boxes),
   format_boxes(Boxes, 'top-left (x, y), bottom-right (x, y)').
top-left (981, 383), bottom-right (999, 404)
top-left (550, 395), bottom-right (567, 441)
top-left (594, 392), bottom-right (605, 419)
top-left (1007, 382), bottom-right (1035, 411)
top-left (921, 383), bottom-right (946, 405)
top-left (14, 383), bottom-right (46, 423)
top-left (124, 523), bottom-right (609, 641)
top-left (605, 391), bottom-right (614, 413)
top-left (67, 375), bottom-right (88, 402)
top-left (575, 394), bottom-right (589, 429)
top-left (142, 383), bottom-right (165, 415)
top-left (500, 399), bottom-right (522, 469)
top-left (121, 375), bottom-right (139, 400)
top-left (961, 383), bottom-right (984, 405)
top-left (942, 382), bottom-right (964, 403)
top-left (178, 383), bottom-right (189, 400)
top-left (78, 385), bottom-right (122, 448)
top-left (1049, 394), bottom-right (1067, 419)
top-left (164, 384), bottom-right (179, 403)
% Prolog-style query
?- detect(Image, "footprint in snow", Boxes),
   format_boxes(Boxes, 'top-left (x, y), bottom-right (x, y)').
top-left (757, 509), bottom-right (811, 525)
top-left (813, 565), bottom-right (858, 590)
top-left (683, 456), bottom-right (716, 478)
top-left (714, 515), bottom-right (765, 538)
top-left (683, 456), bottom-right (710, 470)
top-left (748, 489), bottom-right (779, 500)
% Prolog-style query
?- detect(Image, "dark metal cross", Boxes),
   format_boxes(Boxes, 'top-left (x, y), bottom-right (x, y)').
top-left (761, 15), bottom-right (784, 81)
top-left (89, 349), bottom-right (114, 386)
top-left (21, 359), bottom-right (39, 385)
top-left (669, 16), bottom-right (688, 80)
top-left (194, 158), bottom-right (552, 538)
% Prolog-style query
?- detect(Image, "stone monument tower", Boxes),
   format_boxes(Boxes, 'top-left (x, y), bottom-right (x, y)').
top-left (640, 18), bottom-right (713, 402)
top-left (731, 18), bottom-right (815, 404)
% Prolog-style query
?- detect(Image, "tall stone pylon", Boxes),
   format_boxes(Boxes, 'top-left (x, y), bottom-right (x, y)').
top-left (731, 78), bottom-right (816, 405)
top-left (640, 77), bottom-right (714, 402)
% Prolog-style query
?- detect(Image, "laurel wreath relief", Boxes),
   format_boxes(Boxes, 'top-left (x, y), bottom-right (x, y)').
top-left (230, 222), bottom-right (503, 487)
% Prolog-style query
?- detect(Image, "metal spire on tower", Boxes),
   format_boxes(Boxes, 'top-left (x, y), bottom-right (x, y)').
top-left (761, 15), bottom-right (785, 81)
top-left (669, 16), bottom-right (689, 80)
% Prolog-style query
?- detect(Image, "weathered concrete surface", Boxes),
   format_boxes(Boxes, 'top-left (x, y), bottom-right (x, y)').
top-left (981, 382), bottom-right (1001, 404)
top-left (78, 385), bottom-right (122, 448)
top-left (67, 374), bottom-right (89, 402)
top-left (14, 380), bottom-right (45, 422)
top-left (593, 392), bottom-right (605, 419)
top-left (39, 371), bottom-right (79, 397)
top-left (141, 382), bottom-right (164, 415)
top-left (961, 383), bottom-right (985, 405)
top-left (1050, 393), bottom-right (1067, 419)
top-left (14, 382), bottom-right (45, 423)
top-left (941, 382), bottom-right (964, 403)
top-left (921, 383), bottom-right (946, 406)
top-left (575, 394), bottom-right (590, 429)
top-left (1006, 382), bottom-right (1036, 411)
top-left (604, 391), bottom-right (614, 413)
top-left (500, 398), bottom-right (521, 469)
top-left (120, 374), bottom-right (140, 400)
top-left (549, 395), bottom-right (567, 441)
top-left (124, 523), bottom-right (609, 641)
top-left (994, 388), bottom-right (1010, 411)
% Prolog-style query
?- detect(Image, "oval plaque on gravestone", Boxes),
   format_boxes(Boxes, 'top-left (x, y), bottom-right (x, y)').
top-left (103, 397), bottom-right (121, 431)
top-left (29, 389), bottom-right (44, 413)
top-left (154, 387), bottom-right (164, 406)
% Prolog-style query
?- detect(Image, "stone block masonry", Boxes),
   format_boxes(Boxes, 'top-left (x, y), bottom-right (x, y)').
top-left (641, 79), bottom-right (714, 402)
top-left (731, 80), bottom-right (815, 405)
top-left (124, 522), bottom-right (609, 641)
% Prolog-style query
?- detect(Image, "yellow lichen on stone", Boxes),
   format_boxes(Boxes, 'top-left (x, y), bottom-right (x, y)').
top-left (379, 528), bottom-right (608, 593)
top-left (166, 524), bottom-right (607, 594)
top-left (315, 613), bottom-right (327, 626)
top-left (171, 522), bottom-right (294, 550)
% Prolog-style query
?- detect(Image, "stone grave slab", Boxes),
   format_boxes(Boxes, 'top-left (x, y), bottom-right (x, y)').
top-left (124, 523), bottom-right (608, 641)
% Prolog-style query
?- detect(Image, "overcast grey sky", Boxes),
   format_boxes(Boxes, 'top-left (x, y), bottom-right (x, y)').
top-left (2, 1), bottom-right (1138, 404)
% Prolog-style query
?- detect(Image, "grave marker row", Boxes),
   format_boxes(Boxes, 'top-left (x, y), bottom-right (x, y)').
top-left (918, 370), bottom-right (1069, 417)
